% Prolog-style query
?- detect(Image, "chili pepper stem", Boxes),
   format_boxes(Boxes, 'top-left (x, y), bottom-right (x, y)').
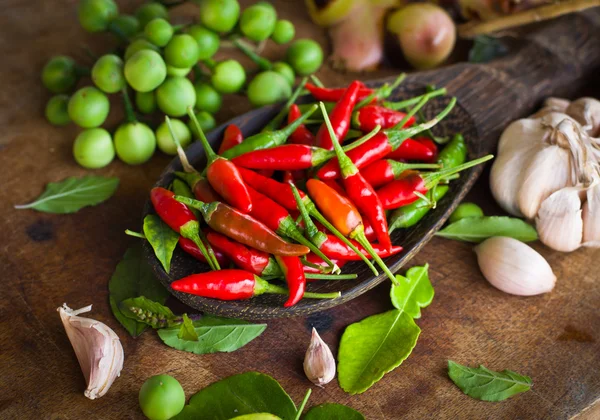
top-left (383, 87), bottom-right (447, 111)
top-left (306, 201), bottom-right (379, 275)
top-left (311, 124), bottom-right (381, 171)
top-left (423, 154), bottom-right (494, 188)
top-left (301, 257), bottom-right (327, 273)
top-left (262, 77), bottom-right (309, 132)
top-left (180, 221), bottom-right (220, 271)
top-left (389, 91), bottom-right (434, 131)
top-left (353, 232), bottom-right (399, 285)
top-left (121, 88), bottom-right (136, 123)
top-left (124, 230), bottom-right (145, 239)
top-left (319, 102), bottom-right (358, 177)
top-left (166, 116), bottom-right (197, 174)
top-left (187, 107), bottom-right (218, 162)
top-left (356, 73), bottom-right (406, 108)
top-left (232, 37), bottom-right (272, 71)
top-left (285, 227), bottom-right (340, 274)
top-left (289, 182), bottom-right (327, 244)
top-left (305, 273), bottom-right (357, 280)
top-left (254, 276), bottom-right (341, 299)
top-left (310, 75), bottom-right (325, 88)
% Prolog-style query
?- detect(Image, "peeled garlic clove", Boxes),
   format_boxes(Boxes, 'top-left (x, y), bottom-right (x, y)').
top-left (58, 304), bottom-right (124, 399)
top-left (517, 144), bottom-right (572, 219)
top-left (536, 187), bottom-right (584, 252)
top-left (475, 237), bottom-right (556, 296)
top-left (304, 328), bottom-right (336, 386)
top-left (566, 97), bottom-right (600, 137)
top-left (582, 183), bottom-right (600, 246)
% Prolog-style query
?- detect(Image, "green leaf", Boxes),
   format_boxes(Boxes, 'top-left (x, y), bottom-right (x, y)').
top-left (338, 310), bottom-right (421, 394)
top-left (172, 372), bottom-right (296, 420)
top-left (435, 216), bottom-right (538, 243)
top-left (303, 403), bottom-right (365, 420)
top-left (178, 314), bottom-right (199, 341)
top-left (119, 296), bottom-right (179, 329)
top-left (143, 214), bottom-right (179, 273)
top-left (15, 176), bottom-right (119, 213)
top-left (108, 243), bottom-right (169, 337)
top-left (448, 360), bottom-right (533, 401)
top-left (468, 35), bottom-right (507, 63)
top-left (390, 264), bottom-right (434, 319)
top-left (157, 316), bottom-right (267, 354)
top-left (231, 415), bottom-right (281, 420)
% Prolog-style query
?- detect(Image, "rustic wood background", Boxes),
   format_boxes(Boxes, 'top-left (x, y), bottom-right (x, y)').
top-left (1, 1), bottom-right (599, 419)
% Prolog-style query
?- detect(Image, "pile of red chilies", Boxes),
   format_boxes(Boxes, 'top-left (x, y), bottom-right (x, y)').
top-left (149, 77), bottom-right (493, 307)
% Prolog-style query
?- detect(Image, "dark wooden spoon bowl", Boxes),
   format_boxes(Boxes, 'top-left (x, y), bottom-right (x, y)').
top-left (143, 12), bottom-right (600, 319)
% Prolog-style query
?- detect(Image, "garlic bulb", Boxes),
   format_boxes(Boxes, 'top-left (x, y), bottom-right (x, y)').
top-left (535, 187), bottom-right (584, 252)
top-left (474, 237), bottom-right (556, 296)
top-left (303, 328), bottom-right (335, 386)
top-left (566, 97), bottom-right (600, 137)
top-left (58, 304), bottom-right (124, 399)
top-left (530, 97), bottom-right (570, 119)
top-left (582, 183), bottom-right (600, 246)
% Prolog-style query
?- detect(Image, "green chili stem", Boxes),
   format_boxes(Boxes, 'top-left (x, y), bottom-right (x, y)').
top-left (285, 228), bottom-right (339, 274)
top-left (320, 102), bottom-right (358, 177)
top-left (305, 273), bottom-right (357, 280)
top-left (355, 73), bottom-right (407, 109)
top-left (294, 389), bottom-right (312, 420)
top-left (382, 87), bottom-right (447, 110)
top-left (180, 221), bottom-right (220, 271)
top-left (389, 92), bottom-right (434, 132)
top-left (124, 230), bottom-right (145, 239)
top-left (262, 76), bottom-right (309, 132)
top-left (354, 232), bottom-right (398, 285)
top-left (310, 74), bottom-right (325, 87)
top-left (232, 38), bottom-right (272, 70)
top-left (423, 154), bottom-right (494, 189)
top-left (290, 182), bottom-right (321, 241)
top-left (121, 88), bottom-right (136, 123)
top-left (166, 116), bottom-right (197, 174)
top-left (187, 106), bottom-right (218, 162)
top-left (260, 279), bottom-right (341, 299)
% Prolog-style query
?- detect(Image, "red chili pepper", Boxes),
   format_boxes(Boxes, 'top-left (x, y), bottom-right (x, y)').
top-left (171, 269), bottom-right (340, 302)
top-left (275, 256), bottom-right (306, 307)
top-left (352, 105), bottom-right (416, 132)
top-left (315, 80), bottom-right (362, 150)
top-left (305, 82), bottom-right (373, 103)
top-left (238, 167), bottom-right (302, 211)
top-left (320, 104), bottom-right (393, 251)
top-left (387, 137), bottom-right (437, 162)
top-left (218, 124), bottom-right (244, 155)
top-left (302, 253), bottom-right (347, 274)
top-left (360, 159), bottom-right (441, 189)
top-left (319, 234), bottom-right (403, 260)
top-left (376, 155), bottom-right (494, 210)
top-left (205, 230), bottom-right (281, 277)
top-left (178, 237), bottom-right (228, 266)
top-left (175, 172), bottom-right (223, 202)
top-left (186, 112), bottom-right (253, 213)
top-left (174, 194), bottom-right (310, 256)
top-left (417, 137), bottom-right (439, 162)
top-left (256, 169), bottom-right (275, 178)
top-left (287, 104), bottom-right (315, 146)
top-left (151, 187), bottom-right (219, 270)
top-left (316, 98), bottom-right (457, 179)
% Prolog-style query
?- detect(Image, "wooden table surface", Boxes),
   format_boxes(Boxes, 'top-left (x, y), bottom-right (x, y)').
top-left (1, 1), bottom-right (599, 419)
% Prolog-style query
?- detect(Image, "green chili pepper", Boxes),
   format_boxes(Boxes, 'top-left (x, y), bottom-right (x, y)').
top-left (388, 185), bottom-right (449, 233)
top-left (438, 133), bottom-right (467, 168)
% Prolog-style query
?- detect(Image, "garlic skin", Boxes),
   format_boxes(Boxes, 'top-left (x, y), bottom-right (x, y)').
top-left (304, 328), bottom-right (335, 386)
top-left (582, 183), bottom-right (600, 246)
top-left (475, 237), bottom-right (556, 296)
top-left (536, 187), bottom-right (584, 252)
top-left (530, 97), bottom-right (570, 119)
top-left (566, 97), bottom-right (600, 137)
top-left (58, 304), bottom-right (124, 400)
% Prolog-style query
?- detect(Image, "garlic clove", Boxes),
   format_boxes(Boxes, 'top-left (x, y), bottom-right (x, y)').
top-left (530, 97), bottom-right (570, 119)
top-left (497, 118), bottom-right (546, 156)
top-left (58, 304), bottom-right (124, 400)
top-left (582, 183), bottom-right (600, 246)
top-left (303, 328), bottom-right (336, 386)
top-left (475, 237), bottom-right (556, 296)
top-left (566, 97), bottom-right (600, 137)
top-left (536, 186), bottom-right (584, 252)
top-left (517, 144), bottom-right (573, 219)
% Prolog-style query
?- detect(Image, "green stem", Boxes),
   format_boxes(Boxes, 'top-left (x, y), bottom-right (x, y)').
top-left (382, 88), bottom-right (447, 110)
top-left (423, 155), bottom-right (494, 188)
top-left (285, 226), bottom-right (340, 274)
top-left (301, 257), bottom-right (326, 272)
top-left (203, 58), bottom-right (217, 71)
top-left (166, 116), bottom-right (197, 174)
top-left (262, 76), bottom-right (309, 132)
top-left (256, 277), bottom-right (341, 299)
top-left (354, 232), bottom-right (398, 285)
top-left (306, 200), bottom-right (379, 275)
top-left (305, 273), bottom-right (357, 280)
top-left (319, 102), bottom-right (358, 177)
top-left (389, 92), bottom-right (434, 132)
top-left (310, 74), bottom-right (325, 87)
top-left (197, 227), bottom-right (220, 270)
top-left (232, 38), bottom-right (272, 70)
top-left (107, 21), bottom-right (130, 43)
top-left (121, 88), bottom-right (137, 123)
top-left (180, 221), bottom-right (220, 271)
top-left (294, 389), bottom-right (312, 420)
top-left (125, 230), bottom-right (145, 239)
top-left (187, 106), bottom-right (217, 162)
top-left (290, 182), bottom-right (322, 241)
top-left (355, 73), bottom-right (406, 109)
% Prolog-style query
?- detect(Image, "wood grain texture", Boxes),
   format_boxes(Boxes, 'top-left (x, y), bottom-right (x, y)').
top-left (0, 1), bottom-right (599, 419)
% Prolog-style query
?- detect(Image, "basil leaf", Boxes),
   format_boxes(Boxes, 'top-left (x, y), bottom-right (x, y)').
top-left (157, 316), bottom-right (266, 354)
top-left (448, 360), bottom-right (533, 401)
top-left (119, 296), bottom-right (180, 329)
top-left (435, 216), bottom-right (538, 242)
top-left (468, 35), bottom-right (507, 63)
top-left (172, 372), bottom-right (296, 420)
top-left (178, 314), bottom-right (199, 341)
top-left (15, 176), bottom-right (119, 213)
top-left (108, 244), bottom-right (169, 337)
top-left (303, 403), bottom-right (365, 420)
top-left (143, 214), bottom-right (179, 273)
top-left (390, 264), bottom-right (434, 319)
top-left (338, 310), bottom-right (421, 394)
